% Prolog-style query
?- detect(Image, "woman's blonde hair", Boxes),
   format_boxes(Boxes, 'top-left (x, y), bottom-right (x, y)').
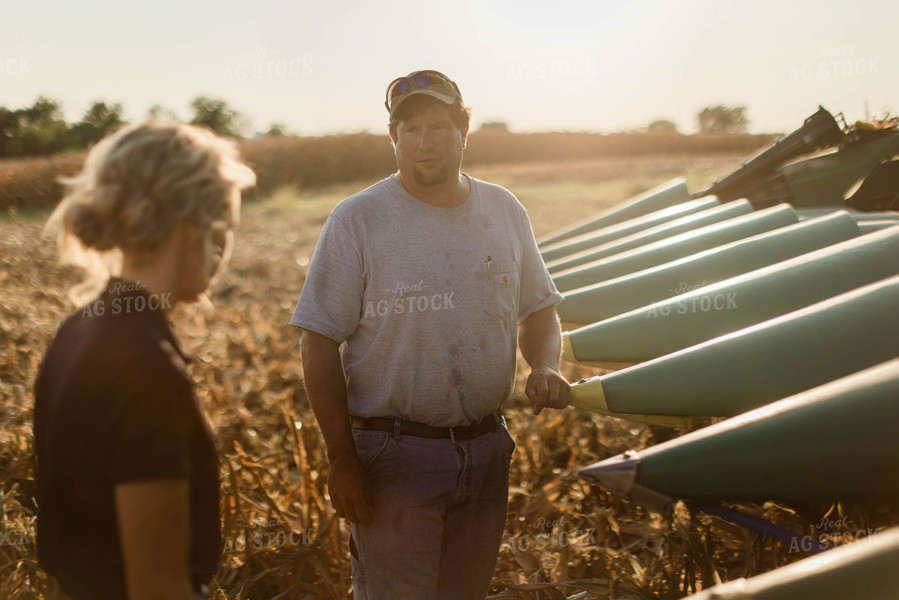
top-left (46, 121), bottom-right (256, 303)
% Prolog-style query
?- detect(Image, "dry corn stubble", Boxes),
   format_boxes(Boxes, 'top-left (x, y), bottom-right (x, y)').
top-left (2, 158), bottom-right (898, 599)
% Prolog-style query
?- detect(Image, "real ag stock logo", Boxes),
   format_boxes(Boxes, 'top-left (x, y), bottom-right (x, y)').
top-left (223, 46), bottom-right (313, 82)
top-left (644, 281), bottom-right (739, 318)
top-left (789, 44), bottom-right (881, 82)
top-left (222, 518), bottom-right (315, 552)
top-left (0, 528), bottom-right (31, 547)
top-left (502, 515), bottom-right (597, 553)
top-left (788, 514), bottom-right (885, 553)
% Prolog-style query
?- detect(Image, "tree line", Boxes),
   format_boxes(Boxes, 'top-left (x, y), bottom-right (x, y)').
top-left (0, 96), bottom-right (263, 159)
top-left (0, 95), bottom-right (750, 160)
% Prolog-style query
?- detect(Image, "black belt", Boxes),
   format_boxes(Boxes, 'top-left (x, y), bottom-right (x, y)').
top-left (351, 412), bottom-right (500, 443)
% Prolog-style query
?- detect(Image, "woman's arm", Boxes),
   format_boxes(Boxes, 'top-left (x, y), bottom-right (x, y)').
top-left (115, 478), bottom-right (197, 600)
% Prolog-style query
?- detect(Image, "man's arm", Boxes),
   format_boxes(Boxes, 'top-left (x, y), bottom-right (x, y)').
top-left (518, 305), bottom-right (571, 415)
top-left (300, 328), bottom-right (371, 524)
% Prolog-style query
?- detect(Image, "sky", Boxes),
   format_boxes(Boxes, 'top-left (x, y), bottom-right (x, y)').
top-left (1, 0), bottom-right (897, 137)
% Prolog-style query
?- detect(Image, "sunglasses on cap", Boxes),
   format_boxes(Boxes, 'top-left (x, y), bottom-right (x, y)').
top-left (384, 70), bottom-right (463, 115)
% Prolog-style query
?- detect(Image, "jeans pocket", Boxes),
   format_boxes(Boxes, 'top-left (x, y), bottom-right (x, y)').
top-left (352, 430), bottom-right (391, 469)
top-left (500, 421), bottom-right (517, 460)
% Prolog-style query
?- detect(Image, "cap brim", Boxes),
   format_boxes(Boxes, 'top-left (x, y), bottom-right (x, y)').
top-left (389, 89), bottom-right (457, 117)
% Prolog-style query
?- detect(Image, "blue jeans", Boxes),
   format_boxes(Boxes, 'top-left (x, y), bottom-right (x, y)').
top-left (349, 417), bottom-right (516, 600)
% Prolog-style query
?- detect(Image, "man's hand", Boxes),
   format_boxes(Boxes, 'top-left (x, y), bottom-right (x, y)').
top-left (327, 451), bottom-right (372, 524)
top-left (519, 306), bottom-right (570, 415)
top-left (525, 365), bottom-right (571, 415)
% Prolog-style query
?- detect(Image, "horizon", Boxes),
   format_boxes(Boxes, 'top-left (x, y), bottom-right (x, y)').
top-left (2, 0), bottom-right (896, 137)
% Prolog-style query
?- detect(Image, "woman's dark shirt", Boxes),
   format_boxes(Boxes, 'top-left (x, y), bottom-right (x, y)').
top-left (33, 280), bottom-right (221, 600)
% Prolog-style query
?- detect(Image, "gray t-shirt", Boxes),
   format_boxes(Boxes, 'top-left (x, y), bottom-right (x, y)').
top-left (290, 175), bottom-right (562, 427)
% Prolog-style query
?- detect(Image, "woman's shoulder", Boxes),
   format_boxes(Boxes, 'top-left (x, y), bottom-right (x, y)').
top-left (40, 296), bottom-right (192, 412)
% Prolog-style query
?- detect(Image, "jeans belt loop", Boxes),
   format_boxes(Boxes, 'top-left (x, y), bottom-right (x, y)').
top-left (449, 426), bottom-right (457, 445)
top-left (393, 418), bottom-right (402, 440)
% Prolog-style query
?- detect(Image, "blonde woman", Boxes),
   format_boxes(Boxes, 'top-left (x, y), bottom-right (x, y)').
top-left (34, 122), bottom-right (255, 600)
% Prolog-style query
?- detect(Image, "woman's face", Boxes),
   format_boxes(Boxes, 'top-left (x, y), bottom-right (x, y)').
top-left (177, 192), bottom-right (238, 302)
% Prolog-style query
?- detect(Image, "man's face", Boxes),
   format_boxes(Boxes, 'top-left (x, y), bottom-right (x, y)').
top-left (393, 101), bottom-right (467, 187)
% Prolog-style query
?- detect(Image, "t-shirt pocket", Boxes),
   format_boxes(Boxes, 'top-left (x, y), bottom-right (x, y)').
top-left (482, 259), bottom-right (518, 319)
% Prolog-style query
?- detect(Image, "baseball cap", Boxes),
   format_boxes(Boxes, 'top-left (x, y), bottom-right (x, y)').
top-left (384, 70), bottom-right (463, 118)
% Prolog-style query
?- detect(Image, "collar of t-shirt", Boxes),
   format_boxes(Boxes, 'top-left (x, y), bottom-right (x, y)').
top-left (99, 277), bottom-right (192, 366)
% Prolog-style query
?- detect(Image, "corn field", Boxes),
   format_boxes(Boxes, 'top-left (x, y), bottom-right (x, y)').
top-left (1, 155), bottom-right (895, 599)
top-left (0, 131), bottom-right (773, 212)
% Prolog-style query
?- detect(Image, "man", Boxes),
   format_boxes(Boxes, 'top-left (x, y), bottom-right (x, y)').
top-left (290, 69), bottom-right (570, 599)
